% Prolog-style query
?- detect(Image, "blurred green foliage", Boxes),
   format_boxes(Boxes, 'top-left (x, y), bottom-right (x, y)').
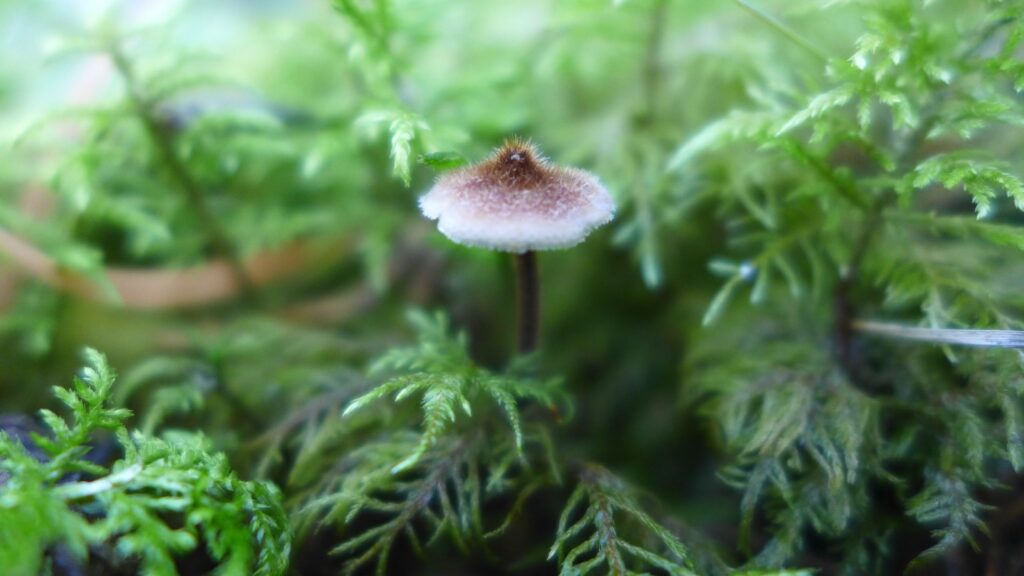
top-left (1, 0), bottom-right (1024, 574)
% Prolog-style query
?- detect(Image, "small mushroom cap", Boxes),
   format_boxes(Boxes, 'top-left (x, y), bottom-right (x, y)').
top-left (419, 140), bottom-right (615, 253)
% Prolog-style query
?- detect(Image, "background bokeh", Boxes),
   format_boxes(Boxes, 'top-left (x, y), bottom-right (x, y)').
top-left (3, 0), bottom-right (1024, 574)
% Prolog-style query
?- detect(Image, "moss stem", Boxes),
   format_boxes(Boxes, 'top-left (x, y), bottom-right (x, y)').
top-left (108, 42), bottom-right (254, 298)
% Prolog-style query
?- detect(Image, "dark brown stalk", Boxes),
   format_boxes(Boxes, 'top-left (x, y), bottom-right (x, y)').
top-left (515, 251), bottom-right (539, 354)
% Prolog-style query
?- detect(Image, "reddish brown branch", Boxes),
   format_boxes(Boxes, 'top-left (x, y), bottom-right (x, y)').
top-left (0, 228), bottom-right (354, 310)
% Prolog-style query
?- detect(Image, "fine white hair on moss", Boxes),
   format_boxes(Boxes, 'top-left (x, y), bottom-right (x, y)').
top-left (418, 141), bottom-right (615, 253)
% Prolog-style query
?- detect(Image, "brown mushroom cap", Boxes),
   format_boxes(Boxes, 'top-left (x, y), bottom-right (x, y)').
top-left (419, 139), bottom-right (615, 253)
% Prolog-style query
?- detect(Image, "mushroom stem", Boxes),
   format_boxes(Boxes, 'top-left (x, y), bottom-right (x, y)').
top-left (515, 251), bottom-right (540, 354)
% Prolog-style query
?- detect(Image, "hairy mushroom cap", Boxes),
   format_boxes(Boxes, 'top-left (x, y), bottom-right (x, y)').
top-left (419, 139), bottom-right (615, 253)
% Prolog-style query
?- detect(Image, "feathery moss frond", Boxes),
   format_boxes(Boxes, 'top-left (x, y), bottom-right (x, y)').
top-left (906, 470), bottom-right (993, 571)
top-left (344, 310), bottom-right (566, 469)
top-left (0, 349), bottom-right (290, 576)
top-left (293, 310), bottom-right (565, 572)
top-left (301, 434), bottom-right (479, 576)
top-left (550, 464), bottom-right (697, 576)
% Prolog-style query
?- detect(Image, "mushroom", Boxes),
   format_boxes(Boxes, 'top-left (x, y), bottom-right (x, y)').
top-left (419, 138), bottom-right (615, 353)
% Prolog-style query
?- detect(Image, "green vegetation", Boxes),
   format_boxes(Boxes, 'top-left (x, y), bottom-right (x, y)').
top-left (1, 0), bottom-right (1024, 574)
top-left (0, 350), bottom-right (288, 576)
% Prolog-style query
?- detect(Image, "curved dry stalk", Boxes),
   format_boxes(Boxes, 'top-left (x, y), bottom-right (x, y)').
top-left (0, 228), bottom-right (354, 309)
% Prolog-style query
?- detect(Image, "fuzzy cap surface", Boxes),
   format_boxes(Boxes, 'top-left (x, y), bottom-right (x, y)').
top-left (419, 140), bottom-right (615, 253)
